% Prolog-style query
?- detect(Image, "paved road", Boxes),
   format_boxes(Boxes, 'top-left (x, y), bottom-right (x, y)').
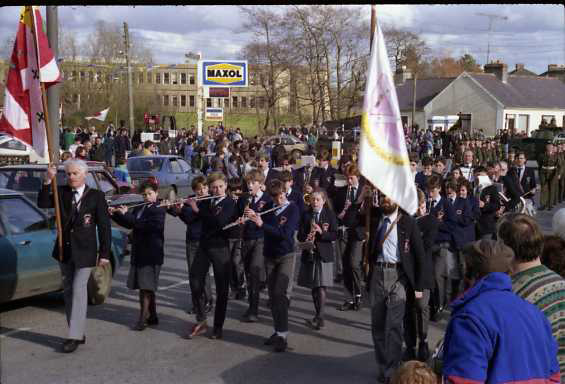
top-left (1, 199), bottom-right (560, 384)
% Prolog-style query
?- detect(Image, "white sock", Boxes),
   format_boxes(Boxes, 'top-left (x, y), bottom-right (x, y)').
top-left (276, 331), bottom-right (288, 339)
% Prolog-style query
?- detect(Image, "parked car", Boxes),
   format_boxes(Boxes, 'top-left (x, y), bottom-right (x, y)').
top-left (0, 133), bottom-right (46, 164)
top-left (0, 162), bottom-right (144, 213)
top-left (127, 155), bottom-right (198, 201)
top-left (0, 188), bottom-right (127, 305)
top-left (263, 134), bottom-right (307, 158)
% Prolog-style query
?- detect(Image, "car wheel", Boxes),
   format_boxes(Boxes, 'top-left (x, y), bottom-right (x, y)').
top-left (87, 261), bottom-right (113, 305)
top-left (168, 187), bottom-right (177, 202)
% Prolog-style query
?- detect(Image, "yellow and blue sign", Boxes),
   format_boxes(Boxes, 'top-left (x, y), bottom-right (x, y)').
top-left (201, 60), bottom-right (248, 87)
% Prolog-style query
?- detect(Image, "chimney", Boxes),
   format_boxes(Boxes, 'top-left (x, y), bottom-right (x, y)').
top-left (515, 63), bottom-right (524, 71)
top-left (484, 61), bottom-right (508, 83)
top-left (394, 65), bottom-right (412, 86)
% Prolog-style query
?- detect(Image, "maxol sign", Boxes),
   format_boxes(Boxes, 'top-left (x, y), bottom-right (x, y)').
top-left (200, 60), bottom-right (248, 87)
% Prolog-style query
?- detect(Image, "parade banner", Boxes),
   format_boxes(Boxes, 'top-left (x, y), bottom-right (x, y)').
top-left (85, 107), bottom-right (110, 121)
top-left (0, 6), bottom-right (60, 160)
top-left (359, 19), bottom-right (417, 215)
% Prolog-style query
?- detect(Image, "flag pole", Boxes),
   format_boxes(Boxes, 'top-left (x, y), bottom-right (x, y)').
top-left (28, 6), bottom-right (64, 261)
top-left (362, 4), bottom-right (378, 278)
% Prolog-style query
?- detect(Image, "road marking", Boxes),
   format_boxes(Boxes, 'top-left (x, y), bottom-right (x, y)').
top-left (0, 327), bottom-right (31, 338)
top-left (159, 280), bottom-right (190, 291)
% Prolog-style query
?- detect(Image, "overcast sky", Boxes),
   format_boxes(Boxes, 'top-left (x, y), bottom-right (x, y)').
top-left (0, 5), bottom-right (563, 74)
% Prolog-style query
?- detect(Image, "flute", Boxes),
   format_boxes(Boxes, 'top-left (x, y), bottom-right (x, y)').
top-left (124, 194), bottom-right (225, 210)
top-left (222, 204), bottom-right (283, 230)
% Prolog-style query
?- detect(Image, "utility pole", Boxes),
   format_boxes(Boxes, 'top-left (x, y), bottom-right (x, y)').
top-left (476, 12), bottom-right (508, 65)
top-left (412, 74), bottom-right (417, 133)
top-left (185, 51), bottom-right (203, 137)
top-left (46, 6), bottom-right (60, 160)
top-left (123, 22), bottom-right (135, 137)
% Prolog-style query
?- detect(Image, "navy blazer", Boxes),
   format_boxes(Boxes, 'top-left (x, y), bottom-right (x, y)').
top-left (170, 202), bottom-right (203, 242)
top-left (238, 192), bottom-right (273, 240)
top-left (262, 201), bottom-right (300, 258)
top-left (416, 213), bottom-right (438, 290)
top-left (332, 182), bottom-right (367, 240)
top-left (111, 204), bottom-right (165, 266)
top-left (452, 197), bottom-right (475, 249)
top-left (198, 196), bottom-right (237, 248)
top-left (310, 165), bottom-right (337, 191)
top-left (428, 196), bottom-right (457, 248)
top-left (509, 166), bottom-right (537, 196)
top-left (297, 206), bottom-right (338, 263)
top-left (414, 171), bottom-right (431, 193)
top-left (477, 185), bottom-right (500, 237)
top-left (286, 187), bottom-right (306, 216)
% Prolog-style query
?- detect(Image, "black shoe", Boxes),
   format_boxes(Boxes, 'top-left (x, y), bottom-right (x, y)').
top-left (264, 333), bottom-right (277, 346)
top-left (242, 311), bottom-right (259, 323)
top-left (337, 301), bottom-right (355, 311)
top-left (147, 315), bottom-right (159, 326)
top-left (266, 299), bottom-right (272, 309)
top-left (235, 289), bottom-right (247, 300)
top-left (306, 317), bottom-right (320, 330)
top-left (403, 347), bottom-right (416, 362)
top-left (273, 335), bottom-right (287, 352)
top-left (334, 273), bottom-right (343, 283)
top-left (133, 320), bottom-right (147, 331)
top-left (204, 301), bottom-right (214, 314)
top-left (62, 337), bottom-right (84, 353)
top-left (209, 327), bottom-right (223, 340)
top-left (418, 341), bottom-right (430, 362)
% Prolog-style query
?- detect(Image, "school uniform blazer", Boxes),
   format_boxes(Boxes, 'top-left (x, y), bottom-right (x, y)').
top-left (452, 197), bottom-right (475, 249)
top-left (111, 204), bottom-right (165, 266)
top-left (477, 185), bottom-right (500, 237)
top-left (287, 187), bottom-right (306, 215)
top-left (332, 182), bottom-right (367, 241)
top-left (429, 196), bottom-right (457, 249)
top-left (292, 167), bottom-right (307, 192)
top-left (237, 192), bottom-right (273, 239)
top-left (262, 201), bottom-right (300, 258)
top-left (368, 209), bottom-right (426, 292)
top-left (310, 165), bottom-right (337, 190)
top-left (416, 214), bottom-right (438, 290)
top-left (198, 196), bottom-right (237, 248)
top-left (297, 206), bottom-right (338, 263)
top-left (414, 171), bottom-right (430, 193)
top-left (264, 168), bottom-right (280, 188)
top-left (509, 167), bottom-right (537, 195)
top-left (37, 184), bottom-right (111, 268)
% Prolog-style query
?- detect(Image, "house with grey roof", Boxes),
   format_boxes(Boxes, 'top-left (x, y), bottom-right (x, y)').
top-left (508, 63), bottom-right (538, 77)
top-left (422, 62), bottom-right (565, 137)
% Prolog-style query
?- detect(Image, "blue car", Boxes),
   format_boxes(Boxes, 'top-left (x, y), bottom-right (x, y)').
top-left (0, 189), bottom-right (128, 305)
top-left (127, 155), bottom-right (199, 200)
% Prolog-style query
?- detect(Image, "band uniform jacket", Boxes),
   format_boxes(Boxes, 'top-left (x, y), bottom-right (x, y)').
top-left (332, 181), bottom-right (367, 241)
top-left (237, 192), bottom-right (273, 239)
top-left (508, 166), bottom-right (536, 197)
top-left (477, 184), bottom-right (501, 237)
top-left (37, 184), bottom-right (111, 268)
top-left (368, 208), bottom-right (426, 292)
top-left (415, 213), bottom-right (438, 290)
top-left (297, 206), bottom-right (338, 263)
top-left (264, 168), bottom-right (280, 189)
top-left (111, 204), bottom-right (165, 266)
top-left (198, 196), bottom-right (237, 248)
top-left (262, 201), bottom-right (300, 258)
top-left (310, 165), bottom-right (337, 191)
top-left (428, 196), bottom-right (457, 249)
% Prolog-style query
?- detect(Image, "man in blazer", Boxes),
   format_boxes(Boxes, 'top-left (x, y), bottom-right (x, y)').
top-left (38, 159), bottom-right (111, 353)
top-left (368, 192), bottom-right (425, 383)
top-left (310, 150), bottom-right (337, 191)
top-left (509, 151), bottom-right (537, 200)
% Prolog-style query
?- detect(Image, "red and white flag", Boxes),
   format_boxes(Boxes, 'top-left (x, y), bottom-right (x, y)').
top-left (85, 107), bottom-right (110, 122)
top-left (0, 6), bottom-right (61, 160)
top-left (359, 13), bottom-right (418, 214)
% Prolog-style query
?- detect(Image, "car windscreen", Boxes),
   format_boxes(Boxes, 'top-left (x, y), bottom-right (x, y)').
top-left (0, 170), bottom-right (45, 192)
top-left (128, 158), bottom-right (164, 172)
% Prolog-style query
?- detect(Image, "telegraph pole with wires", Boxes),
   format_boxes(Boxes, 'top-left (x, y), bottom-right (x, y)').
top-left (476, 12), bottom-right (508, 65)
top-left (123, 22), bottom-right (135, 137)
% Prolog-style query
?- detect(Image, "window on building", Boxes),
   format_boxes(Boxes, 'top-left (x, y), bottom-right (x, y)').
top-left (250, 96), bottom-right (255, 108)
top-left (181, 73), bottom-right (187, 85)
top-left (156, 72), bottom-right (161, 84)
top-left (190, 75), bottom-right (195, 85)
top-left (172, 96), bottom-right (178, 106)
top-left (206, 98), bottom-right (212, 107)
top-left (181, 95), bottom-right (186, 107)
top-left (88, 72), bottom-right (94, 82)
top-left (542, 115), bottom-right (556, 124)
top-left (139, 72), bottom-right (144, 84)
top-left (163, 95), bottom-right (169, 106)
top-left (171, 72), bottom-right (177, 85)
top-left (224, 98), bottom-right (229, 109)
top-left (189, 95), bottom-right (195, 107)
top-left (258, 96), bottom-right (265, 109)
top-left (241, 96), bottom-right (247, 108)
top-left (164, 72), bottom-right (170, 84)
top-left (80, 71), bottom-right (85, 81)
top-left (147, 72), bottom-right (152, 83)
top-left (518, 114), bottom-right (529, 135)
top-left (232, 96), bottom-right (238, 108)
top-left (71, 70), bottom-right (77, 81)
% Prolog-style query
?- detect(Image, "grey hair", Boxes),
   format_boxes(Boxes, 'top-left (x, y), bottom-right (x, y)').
top-left (63, 158), bottom-right (88, 174)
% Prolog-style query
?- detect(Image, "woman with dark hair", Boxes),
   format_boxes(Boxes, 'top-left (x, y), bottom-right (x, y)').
top-left (109, 181), bottom-right (166, 330)
top-left (297, 189), bottom-right (338, 330)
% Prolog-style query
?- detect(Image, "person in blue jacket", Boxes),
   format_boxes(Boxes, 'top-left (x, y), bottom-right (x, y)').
top-left (247, 179), bottom-right (300, 353)
top-left (443, 239), bottom-right (560, 384)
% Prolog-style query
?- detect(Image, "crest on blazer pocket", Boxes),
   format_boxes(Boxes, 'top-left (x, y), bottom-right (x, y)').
top-left (83, 213), bottom-right (92, 227)
top-left (279, 216), bottom-right (287, 225)
top-left (322, 222), bottom-right (329, 232)
top-left (258, 201), bottom-right (266, 210)
top-left (215, 205), bottom-right (222, 216)
top-left (404, 239), bottom-right (410, 253)
top-left (456, 209), bottom-right (462, 215)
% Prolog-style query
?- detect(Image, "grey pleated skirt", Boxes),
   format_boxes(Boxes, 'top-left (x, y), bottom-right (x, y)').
top-left (298, 259), bottom-right (334, 289)
top-left (127, 264), bottom-right (161, 292)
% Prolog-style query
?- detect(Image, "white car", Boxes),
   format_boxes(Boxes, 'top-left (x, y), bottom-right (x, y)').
top-left (0, 134), bottom-right (45, 163)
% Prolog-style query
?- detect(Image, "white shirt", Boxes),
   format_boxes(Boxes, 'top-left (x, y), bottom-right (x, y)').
top-left (253, 190), bottom-right (264, 204)
top-left (263, 168), bottom-right (269, 179)
top-left (72, 184), bottom-right (87, 210)
top-left (379, 209), bottom-right (399, 263)
top-left (275, 201), bottom-right (290, 216)
top-left (212, 196), bottom-right (226, 206)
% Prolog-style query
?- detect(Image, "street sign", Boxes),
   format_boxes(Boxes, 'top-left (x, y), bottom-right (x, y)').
top-left (203, 87), bottom-right (230, 98)
top-left (199, 60), bottom-right (248, 87)
top-left (205, 107), bottom-right (224, 122)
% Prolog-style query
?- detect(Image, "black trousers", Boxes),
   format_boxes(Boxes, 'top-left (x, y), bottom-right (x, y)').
top-left (404, 288), bottom-right (430, 349)
top-left (229, 238), bottom-right (245, 293)
top-left (187, 240), bottom-right (212, 306)
top-left (342, 235), bottom-right (363, 300)
top-left (242, 238), bottom-right (265, 316)
top-left (266, 253), bottom-right (295, 333)
top-left (189, 244), bottom-right (231, 329)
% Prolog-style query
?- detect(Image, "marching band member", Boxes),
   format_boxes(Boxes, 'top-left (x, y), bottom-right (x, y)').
top-left (186, 173), bottom-right (237, 340)
top-left (239, 170), bottom-right (272, 322)
top-left (297, 189), bottom-right (338, 330)
top-left (310, 150), bottom-right (337, 191)
top-left (227, 178), bottom-right (246, 301)
top-left (247, 179), bottom-right (300, 352)
top-left (110, 181), bottom-right (165, 331)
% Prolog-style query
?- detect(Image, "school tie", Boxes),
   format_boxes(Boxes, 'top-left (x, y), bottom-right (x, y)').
top-left (349, 187), bottom-right (356, 203)
top-left (376, 217), bottom-right (391, 255)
